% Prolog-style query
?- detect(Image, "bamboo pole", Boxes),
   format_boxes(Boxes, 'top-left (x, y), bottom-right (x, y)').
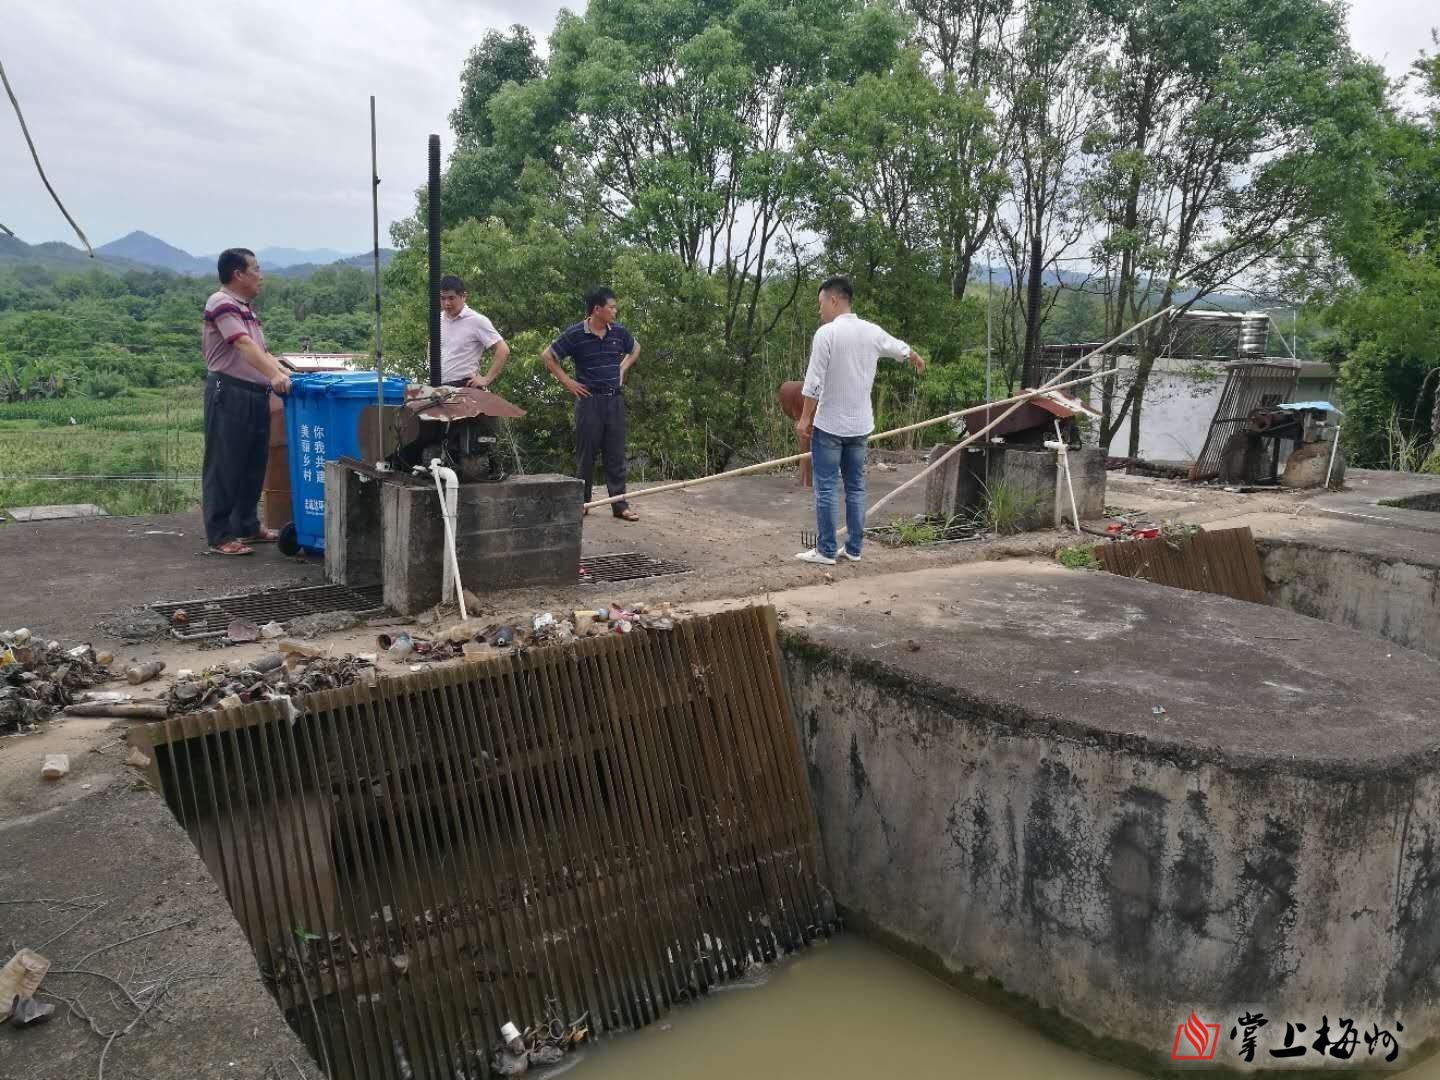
top-left (585, 306), bottom-right (1175, 511)
top-left (851, 306), bottom-right (1176, 530)
top-left (584, 366), bottom-right (1104, 510)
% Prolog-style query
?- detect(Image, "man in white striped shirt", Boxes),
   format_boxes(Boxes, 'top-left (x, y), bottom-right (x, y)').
top-left (795, 276), bottom-right (925, 565)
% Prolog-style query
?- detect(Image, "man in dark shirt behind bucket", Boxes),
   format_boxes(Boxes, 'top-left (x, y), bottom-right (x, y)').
top-left (542, 286), bottom-right (642, 521)
top-left (199, 248), bottom-right (291, 556)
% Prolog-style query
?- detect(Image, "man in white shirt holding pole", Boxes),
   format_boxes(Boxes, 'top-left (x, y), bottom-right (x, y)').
top-left (795, 276), bottom-right (925, 565)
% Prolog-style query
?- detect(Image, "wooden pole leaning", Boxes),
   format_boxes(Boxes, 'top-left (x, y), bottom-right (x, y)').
top-left (583, 306), bottom-right (1175, 512)
top-left (851, 306), bottom-right (1177, 530)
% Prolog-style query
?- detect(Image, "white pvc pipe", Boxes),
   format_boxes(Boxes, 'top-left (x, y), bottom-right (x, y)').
top-left (1325, 419), bottom-right (1343, 490)
top-left (1047, 420), bottom-right (1082, 534)
top-left (428, 460), bottom-right (468, 621)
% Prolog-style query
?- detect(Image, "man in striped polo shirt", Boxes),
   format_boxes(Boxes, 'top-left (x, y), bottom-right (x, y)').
top-left (200, 248), bottom-right (291, 556)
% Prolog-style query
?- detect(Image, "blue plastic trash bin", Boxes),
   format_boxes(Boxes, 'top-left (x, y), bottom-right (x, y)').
top-left (283, 372), bottom-right (408, 552)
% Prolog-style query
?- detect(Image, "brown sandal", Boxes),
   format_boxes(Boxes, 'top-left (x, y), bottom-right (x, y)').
top-left (615, 509), bottom-right (639, 522)
top-left (242, 527), bottom-right (280, 543)
top-left (209, 540), bottom-right (254, 556)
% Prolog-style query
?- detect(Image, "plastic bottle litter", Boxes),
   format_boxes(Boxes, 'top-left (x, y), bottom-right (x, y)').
top-left (41, 754), bottom-right (69, 780)
top-left (125, 660), bottom-right (165, 685)
top-left (500, 1022), bottom-right (526, 1056)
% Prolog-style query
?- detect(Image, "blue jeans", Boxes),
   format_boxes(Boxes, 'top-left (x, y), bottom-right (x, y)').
top-left (811, 427), bottom-right (867, 559)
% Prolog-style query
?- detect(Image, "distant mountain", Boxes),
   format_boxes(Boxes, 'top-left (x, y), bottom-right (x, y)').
top-left (0, 234), bottom-right (155, 273)
top-left (253, 246), bottom-right (352, 269)
top-left (95, 231), bottom-right (211, 275)
top-left (970, 262), bottom-right (1258, 311)
top-left (970, 263), bottom-right (1092, 288)
top-left (270, 250), bottom-right (396, 279)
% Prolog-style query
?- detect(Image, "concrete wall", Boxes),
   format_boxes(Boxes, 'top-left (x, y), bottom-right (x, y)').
top-left (1259, 539), bottom-right (1440, 659)
top-left (1105, 359), bottom-right (1225, 462)
top-left (782, 640), bottom-right (1440, 1071)
top-left (382, 473), bottom-right (583, 613)
top-left (925, 445), bottom-right (1106, 528)
top-left (1102, 357), bottom-right (1336, 463)
top-left (326, 463), bottom-right (583, 613)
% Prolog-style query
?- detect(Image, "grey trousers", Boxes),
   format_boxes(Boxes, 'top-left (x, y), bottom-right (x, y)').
top-left (202, 372), bottom-right (270, 546)
top-left (575, 392), bottom-right (629, 514)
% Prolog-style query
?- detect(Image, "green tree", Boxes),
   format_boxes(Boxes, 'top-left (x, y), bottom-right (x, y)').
top-left (1322, 46), bottom-right (1440, 468)
top-left (1085, 0), bottom-right (1386, 455)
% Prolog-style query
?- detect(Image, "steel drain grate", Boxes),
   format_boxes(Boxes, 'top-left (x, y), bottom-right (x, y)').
top-left (579, 551), bottom-right (692, 584)
top-left (149, 582), bottom-right (385, 640)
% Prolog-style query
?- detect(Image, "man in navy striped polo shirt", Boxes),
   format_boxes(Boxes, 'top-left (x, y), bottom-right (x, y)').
top-left (200, 248), bottom-right (291, 556)
top-left (542, 286), bottom-right (642, 521)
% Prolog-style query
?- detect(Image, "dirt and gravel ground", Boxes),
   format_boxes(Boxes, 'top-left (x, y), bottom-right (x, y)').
top-left (3, 461), bottom-right (1438, 1078)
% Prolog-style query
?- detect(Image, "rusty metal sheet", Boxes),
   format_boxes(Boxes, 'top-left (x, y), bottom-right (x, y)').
top-left (406, 386), bottom-right (527, 422)
top-left (963, 387), bottom-right (1099, 438)
top-left (1092, 526), bottom-right (1267, 604)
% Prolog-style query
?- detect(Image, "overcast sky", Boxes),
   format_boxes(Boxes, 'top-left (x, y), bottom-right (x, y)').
top-left (2, 0), bottom-right (1436, 257)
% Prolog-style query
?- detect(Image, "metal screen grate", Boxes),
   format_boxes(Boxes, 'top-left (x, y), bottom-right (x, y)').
top-left (149, 583), bottom-right (386, 640)
top-left (135, 606), bottom-right (830, 1080)
top-left (1189, 362), bottom-right (1299, 481)
top-left (579, 552), bottom-right (692, 584)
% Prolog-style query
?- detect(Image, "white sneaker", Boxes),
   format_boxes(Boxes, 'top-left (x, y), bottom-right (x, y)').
top-left (837, 550), bottom-right (862, 562)
top-left (795, 548), bottom-right (836, 565)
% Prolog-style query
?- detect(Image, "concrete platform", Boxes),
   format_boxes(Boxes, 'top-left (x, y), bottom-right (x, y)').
top-left (1107, 468), bottom-right (1440, 658)
top-left (0, 463), bottom-right (942, 644)
top-left (0, 769), bottom-right (320, 1080)
top-left (4, 503), bottom-right (108, 522)
top-left (769, 562), bottom-right (1440, 1072)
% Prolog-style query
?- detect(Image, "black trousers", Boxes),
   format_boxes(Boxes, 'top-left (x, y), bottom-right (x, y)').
top-left (202, 372), bottom-right (270, 546)
top-left (575, 392), bottom-right (629, 514)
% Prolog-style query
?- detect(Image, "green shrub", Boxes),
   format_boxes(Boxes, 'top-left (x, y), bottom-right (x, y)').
top-left (1057, 544), bottom-right (1101, 570)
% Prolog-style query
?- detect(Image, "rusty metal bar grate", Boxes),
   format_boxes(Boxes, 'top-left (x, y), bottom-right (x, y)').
top-left (1189, 362), bottom-right (1299, 481)
top-left (1092, 526), bottom-right (1267, 604)
top-left (149, 583), bottom-right (386, 640)
top-left (579, 552), bottom-right (692, 584)
top-left (133, 606), bottom-right (830, 1080)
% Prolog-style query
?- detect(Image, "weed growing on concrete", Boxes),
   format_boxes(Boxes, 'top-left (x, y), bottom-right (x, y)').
top-left (1057, 544), bottom-right (1101, 570)
top-left (981, 480), bottom-right (1037, 535)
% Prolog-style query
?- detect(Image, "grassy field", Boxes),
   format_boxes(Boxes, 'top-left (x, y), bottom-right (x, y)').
top-left (0, 386), bottom-right (205, 517)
